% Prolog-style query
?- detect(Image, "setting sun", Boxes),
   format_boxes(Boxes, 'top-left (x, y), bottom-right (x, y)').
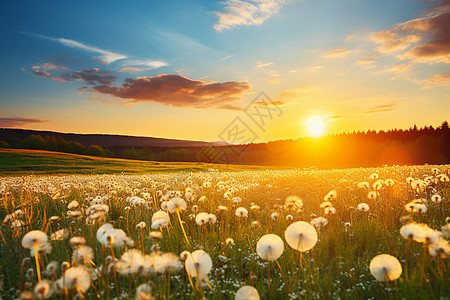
top-left (306, 116), bottom-right (327, 137)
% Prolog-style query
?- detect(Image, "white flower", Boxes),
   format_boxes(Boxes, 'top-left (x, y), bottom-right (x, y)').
top-left (256, 234), bottom-right (284, 261)
top-left (369, 254), bottom-right (402, 282)
top-left (285, 221), bottom-right (318, 252)
top-left (22, 230), bottom-right (48, 249)
top-left (235, 285), bottom-right (260, 300)
top-left (63, 266), bottom-right (91, 293)
top-left (235, 207), bottom-right (248, 218)
top-left (185, 250), bottom-right (212, 278)
top-left (357, 203), bottom-right (370, 212)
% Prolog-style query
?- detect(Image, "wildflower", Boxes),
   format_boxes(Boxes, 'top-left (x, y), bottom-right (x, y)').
top-left (96, 223), bottom-right (113, 242)
top-left (320, 201), bottom-right (333, 209)
top-left (235, 285), bottom-right (260, 300)
top-left (151, 211), bottom-right (170, 229)
top-left (226, 238), bottom-right (235, 245)
top-left (370, 173), bottom-right (379, 181)
top-left (369, 254), bottom-right (402, 282)
top-left (286, 214), bottom-right (293, 221)
top-left (22, 231), bottom-right (48, 249)
top-left (357, 203), bottom-right (370, 212)
top-left (167, 197), bottom-right (187, 213)
top-left (431, 194), bottom-right (442, 203)
top-left (271, 212), bottom-right (280, 220)
top-left (367, 191), bottom-right (378, 200)
top-left (357, 182), bottom-right (370, 189)
top-left (428, 238), bottom-right (450, 258)
top-left (135, 283), bottom-right (155, 300)
top-left (324, 190), bottom-right (337, 201)
top-left (218, 205), bottom-right (228, 212)
top-left (50, 229), bottom-right (69, 241)
top-left (324, 206), bottom-right (336, 215)
top-left (310, 217), bottom-right (328, 229)
top-left (150, 231), bottom-right (163, 240)
top-left (49, 216), bottom-right (61, 223)
top-left (235, 207), bottom-right (249, 218)
top-left (250, 204), bottom-right (260, 211)
top-left (72, 245), bottom-right (94, 266)
top-left (256, 234), bottom-right (284, 261)
top-left (208, 213), bottom-right (217, 224)
top-left (34, 279), bottom-right (52, 299)
top-left (232, 197), bottom-right (242, 204)
top-left (373, 180), bottom-right (383, 190)
top-left (180, 251), bottom-right (190, 261)
top-left (203, 182), bottom-right (211, 188)
top-left (67, 210), bottom-right (82, 220)
top-left (285, 221), bottom-right (318, 252)
top-left (442, 223), bottom-right (450, 238)
top-left (400, 223), bottom-right (426, 242)
top-left (154, 252), bottom-right (183, 274)
top-left (45, 261), bottom-right (58, 276)
top-left (438, 174), bottom-right (449, 182)
top-left (136, 222), bottom-right (146, 230)
top-left (67, 200), bottom-right (79, 210)
top-left (405, 201), bottom-right (427, 214)
top-left (384, 179), bottom-right (395, 187)
top-left (185, 250), bottom-right (212, 278)
top-left (116, 249), bottom-right (153, 275)
top-left (196, 212), bottom-right (209, 225)
top-left (70, 237), bottom-right (86, 247)
top-left (63, 266), bottom-right (91, 293)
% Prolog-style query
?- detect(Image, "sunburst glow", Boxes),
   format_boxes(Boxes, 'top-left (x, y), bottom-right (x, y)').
top-left (306, 116), bottom-right (327, 137)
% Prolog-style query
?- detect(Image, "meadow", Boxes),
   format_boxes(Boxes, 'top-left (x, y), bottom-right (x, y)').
top-left (0, 163), bottom-right (449, 299)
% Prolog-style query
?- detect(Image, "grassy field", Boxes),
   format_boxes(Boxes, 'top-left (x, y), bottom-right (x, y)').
top-left (0, 148), bottom-right (276, 175)
top-left (0, 154), bottom-right (448, 299)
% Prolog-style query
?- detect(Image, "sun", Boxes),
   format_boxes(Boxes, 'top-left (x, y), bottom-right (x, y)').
top-left (306, 116), bottom-right (327, 137)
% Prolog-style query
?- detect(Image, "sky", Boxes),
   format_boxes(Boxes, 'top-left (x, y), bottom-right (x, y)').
top-left (0, 0), bottom-right (449, 142)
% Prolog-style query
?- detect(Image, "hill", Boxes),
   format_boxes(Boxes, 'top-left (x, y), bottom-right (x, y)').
top-left (0, 128), bottom-right (211, 148)
top-left (0, 148), bottom-right (276, 175)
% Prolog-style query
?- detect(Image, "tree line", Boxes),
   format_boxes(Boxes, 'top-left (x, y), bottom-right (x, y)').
top-left (1, 121), bottom-right (449, 168)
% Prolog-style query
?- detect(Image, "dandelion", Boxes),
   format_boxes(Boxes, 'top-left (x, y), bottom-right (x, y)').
top-left (324, 206), bottom-right (336, 215)
top-left (22, 230), bottom-right (48, 282)
top-left (285, 221), bottom-right (318, 252)
top-left (49, 216), bottom-right (61, 223)
top-left (428, 238), bottom-right (450, 259)
top-left (185, 250), bottom-right (212, 278)
top-left (373, 180), bottom-right (383, 190)
top-left (369, 254), bottom-right (402, 282)
top-left (136, 221), bottom-right (146, 230)
top-left (271, 212), bottom-right (280, 221)
top-left (256, 234), bottom-right (284, 261)
top-left (286, 214), bottom-right (293, 221)
top-left (63, 266), bottom-right (92, 295)
top-left (70, 237), bottom-right (86, 247)
top-left (67, 200), bottom-right (79, 210)
top-left (72, 245), bottom-right (94, 266)
top-left (431, 194), bottom-right (442, 203)
top-left (34, 279), bottom-right (52, 299)
top-left (235, 207), bottom-right (248, 218)
top-left (370, 173), bottom-right (379, 181)
top-left (195, 212), bottom-right (209, 225)
top-left (357, 203), bottom-right (370, 212)
top-left (135, 283), bottom-right (155, 300)
top-left (250, 204), bottom-right (260, 211)
top-left (235, 285), bottom-right (260, 300)
top-left (226, 238), bottom-right (235, 245)
top-left (51, 229), bottom-right (69, 241)
top-left (442, 223), bottom-right (450, 238)
top-left (400, 223), bottom-right (426, 242)
top-left (324, 190), bottom-right (337, 201)
top-left (438, 174), bottom-right (449, 182)
top-left (310, 217), bottom-right (328, 229)
top-left (180, 251), bottom-right (190, 261)
top-left (154, 252), bottom-right (183, 274)
top-left (151, 211), bottom-right (170, 229)
top-left (218, 205), bottom-right (228, 212)
top-left (367, 191), bottom-right (378, 200)
top-left (150, 231), bottom-right (163, 240)
top-left (385, 179), bottom-right (395, 187)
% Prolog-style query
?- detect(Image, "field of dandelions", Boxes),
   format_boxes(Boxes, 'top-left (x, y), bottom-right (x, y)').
top-left (1, 165), bottom-right (449, 299)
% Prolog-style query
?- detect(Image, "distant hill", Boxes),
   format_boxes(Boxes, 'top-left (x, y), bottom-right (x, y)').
top-left (0, 128), bottom-right (212, 148)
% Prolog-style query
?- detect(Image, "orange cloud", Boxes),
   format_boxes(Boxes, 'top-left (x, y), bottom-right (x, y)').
top-left (0, 116), bottom-right (49, 127)
top-left (277, 87), bottom-right (316, 101)
top-left (119, 67), bottom-right (144, 72)
top-left (371, 9), bottom-right (450, 63)
top-left (90, 74), bottom-right (252, 110)
top-left (422, 73), bottom-right (450, 86)
top-left (322, 48), bottom-right (353, 58)
top-left (264, 78), bottom-right (280, 84)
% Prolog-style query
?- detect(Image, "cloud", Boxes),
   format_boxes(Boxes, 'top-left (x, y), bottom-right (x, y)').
top-left (264, 78), bottom-right (280, 83)
top-left (32, 62), bottom-right (69, 71)
top-left (119, 67), bottom-right (144, 72)
top-left (213, 0), bottom-right (285, 31)
top-left (277, 87), bottom-right (316, 100)
top-left (84, 98), bottom-right (134, 107)
top-left (364, 103), bottom-right (396, 113)
top-left (371, 8), bottom-right (450, 63)
top-left (422, 73), bottom-right (450, 86)
top-left (255, 61), bottom-right (274, 68)
top-left (0, 117), bottom-right (48, 127)
top-left (383, 63), bottom-right (412, 73)
top-left (120, 59), bottom-right (168, 69)
top-left (254, 100), bottom-right (284, 105)
top-left (31, 70), bottom-right (51, 78)
top-left (52, 69), bottom-right (116, 85)
top-left (322, 48), bottom-right (353, 58)
top-left (89, 74), bottom-right (252, 110)
top-left (48, 36), bottom-right (127, 64)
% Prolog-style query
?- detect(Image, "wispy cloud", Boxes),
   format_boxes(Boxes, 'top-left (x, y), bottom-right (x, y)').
top-left (264, 78), bottom-right (280, 83)
top-left (213, 0), bottom-right (285, 31)
top-left (254, 61), bottom-right (273, 68)
top-left (322, 48), bottom-right (353, 58)
top-left (364, 103), bottom-right (397, 113)
top-left (51, 68), bottom-right (117, 85)
top-left (119, 67), bottom-right (144, 73)
top-left (422, 73), bottom-right (450, 86)
top-left (277, 87), bottom-right (316, 101)
top-left (0, 116), bottom-right (49, 127)
top-left (46, 36), bottom-right (127, 64)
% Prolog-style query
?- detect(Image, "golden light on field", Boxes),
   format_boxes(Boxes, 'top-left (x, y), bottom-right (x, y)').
top-left (306, 116), bottom-right (327, 137)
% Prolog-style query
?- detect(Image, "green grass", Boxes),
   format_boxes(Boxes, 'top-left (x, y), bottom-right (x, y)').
top-left (0, 148), bottom-right (278, 175)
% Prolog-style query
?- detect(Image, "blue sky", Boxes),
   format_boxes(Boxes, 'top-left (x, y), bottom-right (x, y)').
top-left (1, 0), bottom-right (449, 141)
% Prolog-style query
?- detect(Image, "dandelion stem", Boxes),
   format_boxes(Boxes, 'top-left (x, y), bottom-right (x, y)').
top-left (33, 244), bottom-right (41, 282)
top-left (176, 210), bottom-right (191, 249)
